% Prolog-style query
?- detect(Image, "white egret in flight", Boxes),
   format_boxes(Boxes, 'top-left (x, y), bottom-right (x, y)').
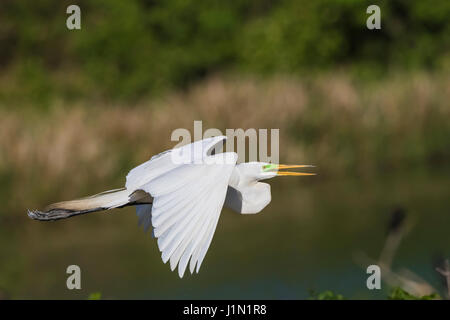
top-left (28, 136), bottom-right (314, 277)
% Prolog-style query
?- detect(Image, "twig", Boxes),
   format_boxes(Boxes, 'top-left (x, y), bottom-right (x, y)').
top-left (436, 259), bottom-right (450, 299)
top-left (353, 209), bottom-right (439, 298)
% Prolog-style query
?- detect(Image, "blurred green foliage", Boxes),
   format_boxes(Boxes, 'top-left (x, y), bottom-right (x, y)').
top-left (309, 290), bottom-right (345, 300)
top-left (88, 292), bottom-right (102, 300)
top-left (388, 287), bottom-right (441, 300)
top-left (1, 0), bottom-right (449, 103)
top-left (310, 288), bottom-right (442, 300)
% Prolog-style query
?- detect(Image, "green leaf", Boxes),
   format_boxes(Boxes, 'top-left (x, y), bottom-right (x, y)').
top-left (309, 290), bottom-right (345, 300)
top-left (88, 292), bottom-right (102, 300)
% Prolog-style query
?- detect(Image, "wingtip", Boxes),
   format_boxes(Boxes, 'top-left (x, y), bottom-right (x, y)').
top-left (196, 258), bottom-right (205, 273)
top-left (208, 135), bottom-right (227, 141)
top-left (178, 266), bottom-right (186, 278)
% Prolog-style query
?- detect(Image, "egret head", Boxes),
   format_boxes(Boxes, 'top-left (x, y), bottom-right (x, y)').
top-left (238, 162), bottom-right (315, 182)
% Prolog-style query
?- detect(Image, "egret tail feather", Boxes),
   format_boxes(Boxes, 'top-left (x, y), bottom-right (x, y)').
top-left (28, 188), bottom-right (152, 221)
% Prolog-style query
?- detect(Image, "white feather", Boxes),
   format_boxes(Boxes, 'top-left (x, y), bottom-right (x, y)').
top-left (126, 136), bottom-right (237, 277)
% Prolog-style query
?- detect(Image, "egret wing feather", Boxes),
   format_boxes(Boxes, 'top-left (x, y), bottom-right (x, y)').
top-left (127, 136), bottom-right (237, 278)
top-left (141, 152), bottom-right (237, 277)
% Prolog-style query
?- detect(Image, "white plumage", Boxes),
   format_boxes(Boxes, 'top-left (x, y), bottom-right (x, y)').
top-left (126, 136), bottom-right (237, 277)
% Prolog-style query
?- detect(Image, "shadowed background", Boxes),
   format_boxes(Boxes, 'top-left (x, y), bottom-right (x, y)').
top-left (0, 0), bottom-right (449, 299)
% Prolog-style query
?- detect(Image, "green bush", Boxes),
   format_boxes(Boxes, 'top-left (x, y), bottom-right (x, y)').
top-left (309, 290), bottom-right (345, 300)
top-left (388, 287), bottom-right (441, 300)
top-left (1, 0), bottom-right (449, 102)
top-left (309, 288), bottom-right (442, 300)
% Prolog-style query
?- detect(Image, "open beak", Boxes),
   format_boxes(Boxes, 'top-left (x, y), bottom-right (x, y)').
top-left (263, 164), bottom-right (316, 176)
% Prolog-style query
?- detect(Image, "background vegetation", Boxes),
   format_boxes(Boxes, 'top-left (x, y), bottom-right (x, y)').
top-left (0, 0), bottom-right (449, 299)
top-left (0, 0), bottom-right (449, 103)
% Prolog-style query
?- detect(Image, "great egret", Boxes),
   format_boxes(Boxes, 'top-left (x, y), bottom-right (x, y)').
top-left (28, 136), bottom-right (314, 277)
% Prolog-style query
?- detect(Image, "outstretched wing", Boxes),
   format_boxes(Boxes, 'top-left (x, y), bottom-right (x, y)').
top-left (126, 136), bottom-right (237, 277)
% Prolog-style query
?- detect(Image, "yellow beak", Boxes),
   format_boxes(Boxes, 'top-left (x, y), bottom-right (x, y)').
top-left (276, 164), bottom-right (315, 176)
top-left (263, 164), bottom-right (316, 176)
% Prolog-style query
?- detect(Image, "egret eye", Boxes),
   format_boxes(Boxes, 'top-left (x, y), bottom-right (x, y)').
top-left (262, 164), bottom-right (277, 172)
